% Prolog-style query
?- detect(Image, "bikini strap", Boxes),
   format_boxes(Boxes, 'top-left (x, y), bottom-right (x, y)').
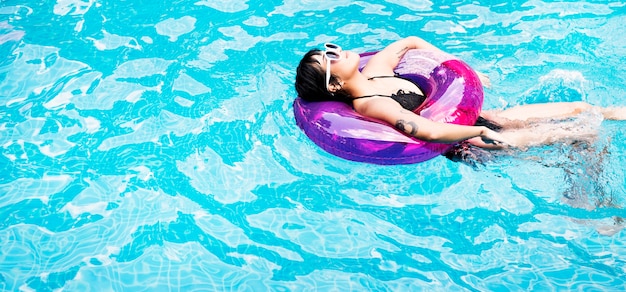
top-left (355, 74), bottom-right (411, 99)
top-left (366, 75), bottom-right (398, 80)
top-left (353, 94), bottom-right (391, 99)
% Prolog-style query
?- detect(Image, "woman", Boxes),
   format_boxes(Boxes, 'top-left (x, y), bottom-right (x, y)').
top-left (295, 36), bottom-right (626, 159)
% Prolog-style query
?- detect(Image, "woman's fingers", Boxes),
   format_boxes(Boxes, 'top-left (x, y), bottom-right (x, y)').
top-left (476, 71), bottom-right (491, 88)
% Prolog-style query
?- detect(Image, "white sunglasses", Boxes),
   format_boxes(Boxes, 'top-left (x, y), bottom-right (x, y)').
top-left (323, 43), bottom-right (342, 91)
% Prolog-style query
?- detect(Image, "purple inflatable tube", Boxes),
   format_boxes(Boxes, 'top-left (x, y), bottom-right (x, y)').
top-left (293, 49), bottom-right (484, 165)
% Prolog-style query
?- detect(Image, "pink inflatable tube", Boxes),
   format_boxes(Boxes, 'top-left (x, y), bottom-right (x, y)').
top-left (293, 49), bottom-right (484, 165)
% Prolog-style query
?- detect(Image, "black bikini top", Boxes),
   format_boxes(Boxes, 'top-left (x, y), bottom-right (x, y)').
top-left (353, 75), bottom-right (426, 111)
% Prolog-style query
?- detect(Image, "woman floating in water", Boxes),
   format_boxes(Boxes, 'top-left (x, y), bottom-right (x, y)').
top-left (294, 36), bottom-right (626, 163)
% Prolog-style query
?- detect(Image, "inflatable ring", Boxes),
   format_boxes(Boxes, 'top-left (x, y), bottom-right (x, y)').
top-left (293, 49), bottom-right (484, 165)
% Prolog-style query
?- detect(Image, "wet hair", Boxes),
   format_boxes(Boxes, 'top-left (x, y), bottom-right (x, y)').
top-left (474, 116), bottom-right (503, 132)
top-left (444, 116), bottom-right (503, 168)
top-left (295, 49), bottom-right (351, 103)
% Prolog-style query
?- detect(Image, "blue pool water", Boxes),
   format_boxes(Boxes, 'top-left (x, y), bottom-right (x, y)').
top-left (1, 0), bottom-right (626, 290)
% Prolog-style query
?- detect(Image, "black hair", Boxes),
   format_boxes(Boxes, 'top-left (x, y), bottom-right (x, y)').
top-left (295, 49), bottom-right (351, 103)
top-left (444, 116), bottom-right (503, 168)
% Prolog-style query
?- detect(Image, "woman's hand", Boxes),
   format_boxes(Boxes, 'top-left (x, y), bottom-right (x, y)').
top-left (476, 71), bottom-right (491, 88)
top-left (362, 37), bottom-right (445, 76)
top-left (465, 128), bottom-right (512, 149)
top-left (479, 128), bottom-right (513, 148)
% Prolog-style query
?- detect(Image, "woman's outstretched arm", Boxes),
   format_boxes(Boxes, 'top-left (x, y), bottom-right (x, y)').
top-left (357, 97), bottom-right (510, 146)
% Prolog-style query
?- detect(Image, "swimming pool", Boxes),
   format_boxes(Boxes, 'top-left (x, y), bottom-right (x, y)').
top-left (1, 0), bottom-right (625, 290)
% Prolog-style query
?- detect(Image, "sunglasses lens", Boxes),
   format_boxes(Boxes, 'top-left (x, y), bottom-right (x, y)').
top-left (325, 43), bottom-right (340, 50)
top-left (326, 51), bottom-right (340, 60)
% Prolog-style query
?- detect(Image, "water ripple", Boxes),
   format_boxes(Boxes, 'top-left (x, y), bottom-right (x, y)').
top-left (1, 0), bottom-right (626, 290)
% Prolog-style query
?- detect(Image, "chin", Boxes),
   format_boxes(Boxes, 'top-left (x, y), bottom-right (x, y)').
top-left (348, 52), bottom-right (361, 70)
top-left (347, 51), bottom-right (360, 60)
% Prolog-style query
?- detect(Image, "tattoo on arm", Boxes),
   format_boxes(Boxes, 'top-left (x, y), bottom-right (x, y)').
top-left (395, 46), bottom-right (409, 59)
top-left (395, 119), bottom-right (418, 136)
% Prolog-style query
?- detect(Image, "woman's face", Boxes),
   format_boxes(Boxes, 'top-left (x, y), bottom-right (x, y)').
top-left (314, 49), bottom-right (360, 89)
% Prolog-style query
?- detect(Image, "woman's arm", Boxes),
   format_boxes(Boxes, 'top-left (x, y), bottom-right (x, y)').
top-left (361, 36), bottom-right (444, 76)
top-left (357, 98), bottom-right (509, 146)
top-left (364, 36), bottom-right (492, 88)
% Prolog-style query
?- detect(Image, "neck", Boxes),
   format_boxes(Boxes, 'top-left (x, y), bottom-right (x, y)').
top-left (341, 71), bottom-right (376, 100)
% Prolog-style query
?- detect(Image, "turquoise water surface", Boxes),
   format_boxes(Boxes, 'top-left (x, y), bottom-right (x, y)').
top-left (1, 0), bottom-right (626, 291)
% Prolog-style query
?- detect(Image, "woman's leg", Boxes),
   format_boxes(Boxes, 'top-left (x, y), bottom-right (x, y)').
top-left (476, 101), bottom-right (626, 148)
top-left (599, 107), bottom-right (626, 120)
top-left (483, 101), bottom-right (626, 125)
top-left (499, 125), bottom-right (599, 149)
top-left (483, 101), bottom-right (591, 123)
top-left (481, 102), bottom-right (600, 148)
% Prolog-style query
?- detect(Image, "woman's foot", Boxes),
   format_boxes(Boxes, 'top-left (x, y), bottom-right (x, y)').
top-left (599, 107), bottom-right (626, 120)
